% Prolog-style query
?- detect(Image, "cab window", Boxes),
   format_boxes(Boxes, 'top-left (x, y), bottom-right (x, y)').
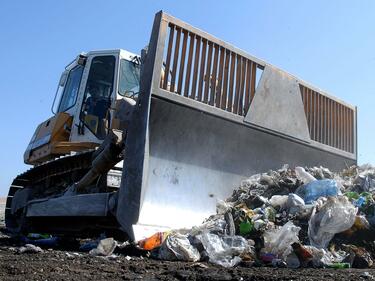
top-left (80, 56), bottom-right (115, 139)
top-left (57, 65), bottom-right (84, 112)
top-left (118, 59), bottom-right (140, 99)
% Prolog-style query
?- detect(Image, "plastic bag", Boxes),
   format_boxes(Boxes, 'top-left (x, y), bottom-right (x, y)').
top-left (308, 166), bottom-right (334, 180)
top-left (199, 233), bottom-right (251, 267)
top-left (18, 244), bottom-right (44, 254)
top-left (158, 233), bottom-right (200, 262)
top-left (303, 245), bottom-right (348, 267)
top-left (304, 246), bottom-right (335, 267)
top-left (285, 194), bottom-right (305, 214)
top-left (269, 195), bottom-right (288, 208)
top-left (263, 221), bottom-right (301, 260)
top-left (296, 179), bottom-right (341, 204)
top-left (216, 200), bottom-right (233, 215)
top-left (295, 167), bottom-right (316, 184)
top-left (190, 217), bottom-right (226, 236)
top-left (308, 196), bottom-right (357, 248)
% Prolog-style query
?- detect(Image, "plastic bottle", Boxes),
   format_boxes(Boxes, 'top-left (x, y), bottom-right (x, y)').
top-left (138, 231), bottom-right (170, 250)
top-left (239, 219), bottom-right (254, 235)
top-left (355, 197), bottom-right (366, 207)
top-left (328, 263), bottom-right (350, 269)
top-left (295, 179), bottom-right (340, 204)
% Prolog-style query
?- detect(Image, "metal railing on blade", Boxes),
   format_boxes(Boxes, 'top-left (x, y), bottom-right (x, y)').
top-left (152, 12), bottom-right (356, 155)
top-left (299, 84), bottom-right (355, 153)
top-left (159, 21), bottom-right (264, 117)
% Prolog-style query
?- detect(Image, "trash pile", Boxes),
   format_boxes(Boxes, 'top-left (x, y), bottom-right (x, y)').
top-left (139, 165), bottom-right (375, 268)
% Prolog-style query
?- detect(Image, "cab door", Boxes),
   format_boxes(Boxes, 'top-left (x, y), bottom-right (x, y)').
top-left (70, 53), bottom-right (118, 143)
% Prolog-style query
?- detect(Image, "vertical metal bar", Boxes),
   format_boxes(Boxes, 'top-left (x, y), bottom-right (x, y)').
top-left (333, 101), bottom-right (337, 148)
top-left (301, 86), bottom-right (307, 121)
top-left (355, 107), bottom-right (358, 156)
top-left (215, 47), bottom-right (225, 108)
top-left (332, 101), bottom-right (336, 148)
top-left (325, 97), bottom-right (329, 145)
top-left (306, 88), bottom-right (309, 122)
top-left (162, 24), bottom-right (175, 90)
top-left (316, 93), bottom-right (319, 141)
top-left (350, 109), bottom-right (354, 153)
top-left (337, 104), bottom-right (340, 150)
top-left (203, 42), bottom-right (213, 104)
top-left (304, 87), bottom-right (308, 133)
top-left (228, 52), bottom-right (236, 112)
top-left (341, 105), bottom-right (344, 150)
top-left (327, 98), bottom-right (331, 145)
top-left (197, 39), bottom-right (207, 101)
top-left (302, 87), bottom-right (306, 131)
top-left (350, 109), bottom-right (353, 153)
top-left (345, 107), bottom-right (348, 151)
top-left (340, 104), bottom-right (343, 150)
top-left (300, 85), bottom-right (310, 136)
top-left (348, 109), bottom-right (351, 152)
top-left (338, 104), bottom-right (341, 150)
top-left (305, 87), bottom-right (310, 137)
top-left (343, 106), bottom-right (348, 151)
top-left (170, 27), bottom-right (181, 93)
top-left (233, 54), bottom-right (242, 114)
top-left (183, 33), bottom-right (195, 97)
top-left (238, 56), bottom-right (246, 115)
top-left (320, 95), bottom-right (323, 143)
top-left (316, 92), bottom-right (322, 143)
top-left (309, 89), bottom-right (315, 140)
top-left (347, 107), bottom-right (351, 152)
top-left (340, 104), bottom-right (344, 150)
top-left (221, 50), bottom-right (230, 110)
top-left (210, 44), bottom-right (219, 106)
top-left (308, 88), bottom-right (312, 138)
top-left (346, 107), bottom-right (349, 152)
top-left (348, 108), bottom-right (351, 152)
top-left (250, 63), bottom-right (256, 104)
top-left (330, 99), bottom-right (334, 147)
top-left (177, 30), bottom-right (188, 95)
top-left (315, 93), bottom-right (318, 141)
top-left (150, 15), bottom-right (170, 94)
top-left (244, 60), bottom-right (251, 113)
top-left (190, 36), bottom-right (201, 100)
top-left (323, 96), bottom-right (327, 144)
top-left (320, 95), bottom-right (324, 144)
top-left (311, 90), bottom-right (315, 140)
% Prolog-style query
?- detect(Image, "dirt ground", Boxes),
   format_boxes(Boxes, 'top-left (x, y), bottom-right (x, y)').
top-left (0, 204), bottom-right (375, 281)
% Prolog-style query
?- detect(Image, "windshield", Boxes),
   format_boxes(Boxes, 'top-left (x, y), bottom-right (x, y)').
top-left (118, 59), bottom-right (140, 97)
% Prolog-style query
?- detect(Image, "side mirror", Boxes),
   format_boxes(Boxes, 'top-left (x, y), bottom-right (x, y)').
top-left (76, 53), bottom-right (87, 66)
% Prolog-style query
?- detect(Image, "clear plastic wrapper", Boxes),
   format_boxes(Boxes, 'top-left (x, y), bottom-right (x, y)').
top-left (308, 196), bottom-right (357, 248)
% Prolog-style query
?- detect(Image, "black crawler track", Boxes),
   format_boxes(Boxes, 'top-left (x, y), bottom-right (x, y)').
top-left (5, 151), bottom-right (94, 233)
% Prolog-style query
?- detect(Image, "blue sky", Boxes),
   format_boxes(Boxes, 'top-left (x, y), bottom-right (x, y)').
top-left (0, 1), bottom-right (374, 196)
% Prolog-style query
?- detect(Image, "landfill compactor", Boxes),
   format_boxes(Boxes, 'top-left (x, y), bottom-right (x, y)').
top-left (5, 11), bottom-right (357, 241)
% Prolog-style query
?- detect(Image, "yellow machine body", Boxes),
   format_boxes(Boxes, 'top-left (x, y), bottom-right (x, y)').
top-left (24, 112), bottom-right (97, 165)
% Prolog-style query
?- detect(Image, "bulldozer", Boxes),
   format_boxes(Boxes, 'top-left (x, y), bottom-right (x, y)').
top-left (5, 11), bottom-right (357, 241)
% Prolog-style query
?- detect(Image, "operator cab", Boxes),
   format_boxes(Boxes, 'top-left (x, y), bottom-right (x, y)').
top-left (24, 50), bottom-right (140, 165)
top-left (54, 49), bottom-right (141, 141)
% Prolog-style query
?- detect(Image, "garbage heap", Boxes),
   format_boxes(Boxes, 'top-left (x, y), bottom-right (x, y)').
top-left (139, 165), bottom-right (375, 268)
